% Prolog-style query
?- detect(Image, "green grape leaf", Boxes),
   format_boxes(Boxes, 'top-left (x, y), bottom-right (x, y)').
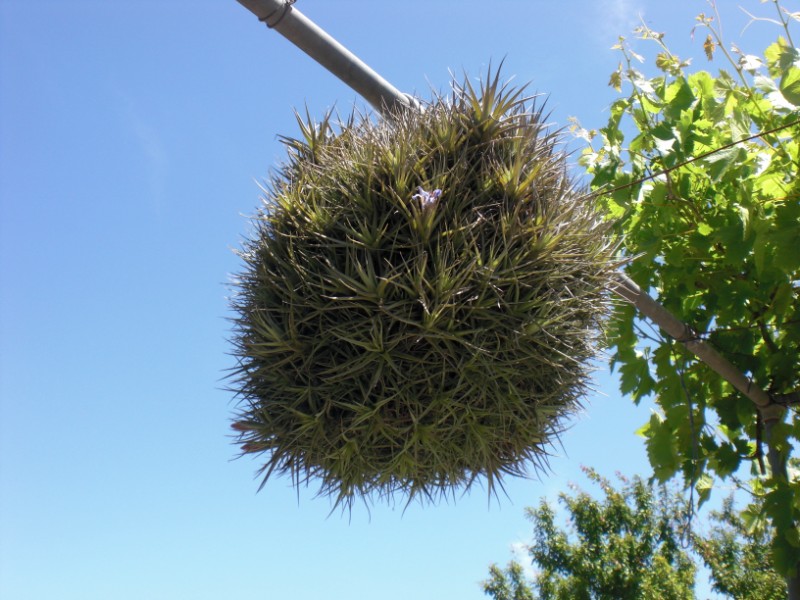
top-left (779, 66), bottom-right (800, 106)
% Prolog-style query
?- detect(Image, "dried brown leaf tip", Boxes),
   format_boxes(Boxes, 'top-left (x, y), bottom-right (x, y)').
top-left (704, 34), bottom-right (717, 61)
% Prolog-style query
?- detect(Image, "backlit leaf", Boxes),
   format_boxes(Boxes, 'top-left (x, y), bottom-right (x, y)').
top-left (779, 66), bottom-right (800, 106)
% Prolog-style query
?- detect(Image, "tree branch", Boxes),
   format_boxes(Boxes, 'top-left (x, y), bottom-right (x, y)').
top-left (609, 273), bottom-right (786, 423)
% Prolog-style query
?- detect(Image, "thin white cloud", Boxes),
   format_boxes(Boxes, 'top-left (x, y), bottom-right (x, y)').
top-left (115, 88), bottom-right (168, 220)
top-left (594, 0), bottom-right (645, 42)
top-left (510, 541), bottom-right (538, 581)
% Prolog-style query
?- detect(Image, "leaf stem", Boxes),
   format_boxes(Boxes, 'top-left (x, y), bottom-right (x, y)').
top-left (591, 117), bottom-right (800, 198)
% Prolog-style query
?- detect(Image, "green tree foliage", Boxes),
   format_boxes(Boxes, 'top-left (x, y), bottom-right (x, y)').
top-left (577, 0), bottom-right (800, 584)
top-left (696, 495), bottom-right (788, 599)
top-left (484, 562), bottom-right (535, 600)
top-left (483, 468), bottom-right (696, 599)
top-left (482, 472), bottom-right (785, 600)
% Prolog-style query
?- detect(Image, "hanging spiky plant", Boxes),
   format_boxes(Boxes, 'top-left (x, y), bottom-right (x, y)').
top-left (229, 70), bottom-right (617, 507)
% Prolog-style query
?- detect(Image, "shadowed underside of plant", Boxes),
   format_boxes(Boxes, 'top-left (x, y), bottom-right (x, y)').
top-left (229, 70), bottom-right (618, 508)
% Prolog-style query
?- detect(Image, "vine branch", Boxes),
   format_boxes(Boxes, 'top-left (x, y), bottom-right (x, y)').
top-left (590, 117), bottom-right (800, 199)
top-left (609, 273), bottom-right (786, 423)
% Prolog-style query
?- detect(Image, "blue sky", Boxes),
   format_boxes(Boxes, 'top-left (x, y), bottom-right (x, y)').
top-left (0, 1), bottom-right (787, 599)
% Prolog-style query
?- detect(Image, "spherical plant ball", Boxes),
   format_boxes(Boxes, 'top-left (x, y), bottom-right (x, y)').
top-left (230, 70), bottom-right (618, 508)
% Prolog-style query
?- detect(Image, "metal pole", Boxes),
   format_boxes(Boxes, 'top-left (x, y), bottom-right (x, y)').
top-left (236, 0), bottom-right (413, 116)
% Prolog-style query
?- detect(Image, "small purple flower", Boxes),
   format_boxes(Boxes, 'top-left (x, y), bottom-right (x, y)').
top-left (412, 186), bottom-right (442, 207)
